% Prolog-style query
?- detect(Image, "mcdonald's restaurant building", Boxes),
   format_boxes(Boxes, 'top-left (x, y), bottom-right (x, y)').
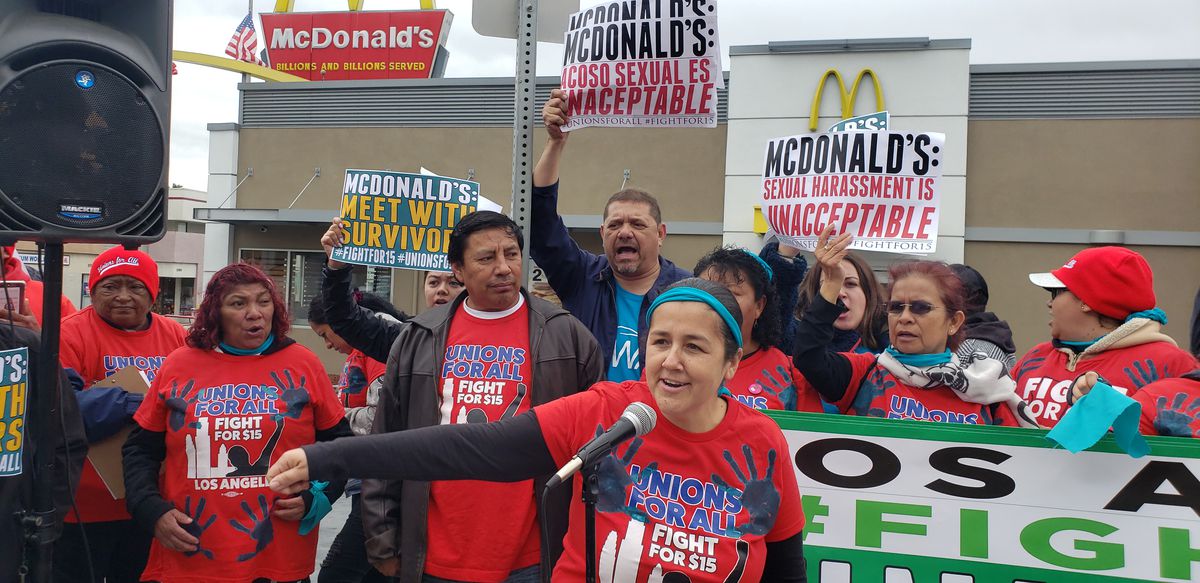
top-left (199, 38), bottom-right (1199, 373)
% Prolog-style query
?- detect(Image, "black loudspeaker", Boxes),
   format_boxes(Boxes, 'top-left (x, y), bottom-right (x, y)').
top-left (0, 0), bottom-right (172, 244)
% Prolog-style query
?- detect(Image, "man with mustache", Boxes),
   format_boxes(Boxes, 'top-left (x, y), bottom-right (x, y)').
top-left (349, 211), bottom-right (603, 582)
top-left (532, 89), bottom-right (692, 382)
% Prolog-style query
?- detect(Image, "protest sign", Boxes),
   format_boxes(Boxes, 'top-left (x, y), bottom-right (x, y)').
top-left (260, 10), bottom-right (451, 81)
top-left (828, 110), bottom-right (889, 133)
top-left (0, 348), bottom-right (27, 477)
top-left (760, 130), bottom-right (945, 255)
top-left (766, 411), bottom-right (1200, 582)
top-left (332, 169), bottom-right (479, 272)
top-left (560, 0), bottom-right (721, 131)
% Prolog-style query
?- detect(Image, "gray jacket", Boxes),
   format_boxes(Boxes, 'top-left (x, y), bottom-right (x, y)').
top-left (361, 290), bottom-right (603, 582)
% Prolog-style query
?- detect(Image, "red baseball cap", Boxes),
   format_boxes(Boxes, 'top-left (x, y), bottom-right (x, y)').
top-left (90, 246), bottom-right (160, 300)
top-left (1029, 246), bottom-right (1156, 320)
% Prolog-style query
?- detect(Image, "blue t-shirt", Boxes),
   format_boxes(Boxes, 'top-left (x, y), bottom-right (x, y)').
top-left (607, 284), bottom-right (643, 382)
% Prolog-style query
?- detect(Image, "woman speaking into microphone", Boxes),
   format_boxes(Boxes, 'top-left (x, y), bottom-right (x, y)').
top-left (268, 279), bottom-right (807, 582)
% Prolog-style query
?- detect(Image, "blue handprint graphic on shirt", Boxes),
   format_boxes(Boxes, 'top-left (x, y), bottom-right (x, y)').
top-left (592, 426), bottom-right (655, 519)
top-left (180, 495), bottom-right (216, 560)
top-left (343, 365), bottom-right (368, 396)
top-left (229, 494), bottom-right (274, 562)
top-left (853, 369), bottom-right (894, 418)
top-left (710, 445), bottom-right (780, 537)
top-left (1153, 392), bottom-right (1200, 437)
top-left (758, 366), bottom-right (798, 411)
top-left (270, 370), bottom-right (309, 419)
top-left (1124, 360), bottom-right (1166, 390)
top-left (162, 379), bottom-right (199, 432)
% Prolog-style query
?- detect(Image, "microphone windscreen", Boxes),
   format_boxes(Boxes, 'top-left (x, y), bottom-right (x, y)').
top-left (621, 402), bottom-right (657, 436)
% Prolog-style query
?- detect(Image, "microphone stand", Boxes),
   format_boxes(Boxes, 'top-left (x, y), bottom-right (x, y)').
top-left (581, 460), bottom-right (601, 583)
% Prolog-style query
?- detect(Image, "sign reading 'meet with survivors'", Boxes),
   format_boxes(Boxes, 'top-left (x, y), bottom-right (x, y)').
top-left (0, 348), bottom-right (28, 477)
top-left (332, 169), bottom-right (478, 272)
top-left (560, 0), bottom-right (721, 131)
top-left (760, 131), bottom-right (946, 255)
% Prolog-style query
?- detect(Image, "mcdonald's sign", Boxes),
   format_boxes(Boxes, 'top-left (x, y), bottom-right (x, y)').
top-left (809, 68), bottom-right (885, 131)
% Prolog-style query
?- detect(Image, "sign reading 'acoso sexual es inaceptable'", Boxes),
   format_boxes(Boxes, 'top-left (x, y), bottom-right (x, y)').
top-left (260, 10), bottom-right (451, 81)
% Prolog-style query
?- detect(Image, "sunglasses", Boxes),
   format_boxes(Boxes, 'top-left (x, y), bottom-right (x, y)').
top-left (1049, 288), bottom-right (1070, 300)
top-left (886, 301), bottom-right (943, 316)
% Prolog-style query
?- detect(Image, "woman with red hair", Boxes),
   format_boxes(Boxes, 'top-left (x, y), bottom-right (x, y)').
top-left (792, 227), bottom-right (1038, 428)
top-left (123, 263), bottom-right (351, 583)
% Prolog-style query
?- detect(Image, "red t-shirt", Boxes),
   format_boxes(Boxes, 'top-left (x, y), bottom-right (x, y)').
top-left (336, 349), bottom-right (387, 409)
top-left (132, 343), bottom-right (344, 583)
top-left (1131, 374), bottom-right (1200, 437)
top-left (28, 279), bottom-right (78, 324)
top-left (835, 352), bottom-right (1019, 426)
top-left (424, 300), bottom-right (540, 581)
top-left (536, 381), bottom-right (806, 582)
top-left (60, 307), bottom-right (187, 522)
top-left (1014, 341), bottom-right (1199, 428)
top-left (726, 346), bottom-right (823, 413)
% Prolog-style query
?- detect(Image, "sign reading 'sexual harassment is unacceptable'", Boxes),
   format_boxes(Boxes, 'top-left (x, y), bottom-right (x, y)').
top-left (760, 130), bottom-right (946, 255)
top-left (332, 169), bottom-right (478, 272)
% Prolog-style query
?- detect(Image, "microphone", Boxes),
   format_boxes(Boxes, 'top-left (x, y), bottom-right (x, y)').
top-left (546, 402), bottom-right (656, 489)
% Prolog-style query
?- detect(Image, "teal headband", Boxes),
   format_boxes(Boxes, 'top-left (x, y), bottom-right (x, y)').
top-left (741, 249), bottom-right (774, 282)
top-left (647, 287), bottom-right (743, 348)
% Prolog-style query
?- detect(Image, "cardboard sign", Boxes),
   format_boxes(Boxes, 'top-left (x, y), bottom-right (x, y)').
top-left (0, 348), bottom-right (28, 477)
top-left (766, 411), bottom-right (1200, 582)
top-left (88, 366), bottom-right (151, 498)
top-left (760, 131), bottom-right (945, 255)
top-left (332, 169), bottom-right (479, 272)
top-left (560, 0), bottom-right (721, 131)
top-left (260, 10), bottom-right (451, 81)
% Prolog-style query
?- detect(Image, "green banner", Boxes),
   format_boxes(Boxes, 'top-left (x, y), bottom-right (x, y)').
top-left (765, 411), bottom-right (1200, 582)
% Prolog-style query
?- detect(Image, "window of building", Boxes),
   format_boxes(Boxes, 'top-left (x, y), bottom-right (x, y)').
top-left (239, 249), bottom-right (392, 325)
top-left (154, 277), bottom-right (198, 318)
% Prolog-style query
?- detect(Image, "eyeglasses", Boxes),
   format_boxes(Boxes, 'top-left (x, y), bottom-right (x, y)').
top-left (886, 301), bottom-right (943, 316)
top-left (1049, 288), bottom-right (1069, 300)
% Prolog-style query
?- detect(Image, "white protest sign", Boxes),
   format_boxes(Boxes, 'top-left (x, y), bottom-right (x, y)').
top-left (760, 131), bottom-right (945, 255)
top-left (560, 0), bottom-right (721, 131)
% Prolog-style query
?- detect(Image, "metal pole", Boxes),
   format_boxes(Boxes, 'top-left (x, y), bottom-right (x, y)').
top-left (511, 0), bottom-right (538, 279)
top-left (24, 243), bottom-right (64, 583)
top-left (242, 0), bottom-right (252, 84)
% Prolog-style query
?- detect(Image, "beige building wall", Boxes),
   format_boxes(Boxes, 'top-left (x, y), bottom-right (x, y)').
top-left (230, 124), bottom-right (726, 371)
top-left (964, 119), bottom-right (1200, 353)
top-left (234, 125), bottom-right (727, 222)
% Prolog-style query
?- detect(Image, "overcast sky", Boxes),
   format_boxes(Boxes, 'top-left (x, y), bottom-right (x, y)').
top-left (169, 0), bottom-right (1200, 191)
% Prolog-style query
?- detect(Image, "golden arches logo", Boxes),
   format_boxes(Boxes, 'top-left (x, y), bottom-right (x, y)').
top-left (808, 68), bottom-right (885, 131)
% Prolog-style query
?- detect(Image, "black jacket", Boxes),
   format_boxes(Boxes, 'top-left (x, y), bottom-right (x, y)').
top-left (0, 325), bottom-right (87, 577)
top-left (360, 290), bottom-right (604, 583)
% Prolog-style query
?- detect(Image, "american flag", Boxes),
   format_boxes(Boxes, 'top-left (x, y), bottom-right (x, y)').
top-left (225, 13), bottom-right (264, 66)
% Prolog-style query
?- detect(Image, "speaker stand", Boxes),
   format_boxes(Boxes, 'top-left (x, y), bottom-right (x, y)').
top-left (20, 243), bottom-right (65, 583)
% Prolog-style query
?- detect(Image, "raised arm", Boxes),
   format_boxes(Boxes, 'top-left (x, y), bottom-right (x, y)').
top-left (760, 241), bottom-right (808, 354)
top-left (529, 88), bottom-right (599, 299)
top-left (792, 227), bottom-right (858, 403)
top-left (320, 218), bottom-right (404, 363)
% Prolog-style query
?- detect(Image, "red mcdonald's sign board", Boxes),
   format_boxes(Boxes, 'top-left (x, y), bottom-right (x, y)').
top-left (260, 10), bottom-right (452, 81)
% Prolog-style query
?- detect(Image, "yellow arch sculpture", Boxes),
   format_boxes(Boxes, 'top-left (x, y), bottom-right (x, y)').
top-left (172, 50), bottom-right (307, 82)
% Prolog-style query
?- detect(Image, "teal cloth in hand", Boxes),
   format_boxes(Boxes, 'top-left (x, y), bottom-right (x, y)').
top-left (1046, 381), bottom-right (1149, 458)
top-left (298, 480), bottom-right (332, 536)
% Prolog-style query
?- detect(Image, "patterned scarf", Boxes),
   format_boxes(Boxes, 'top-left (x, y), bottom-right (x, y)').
top-left (877, 349), bottom-right (1041, 428)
